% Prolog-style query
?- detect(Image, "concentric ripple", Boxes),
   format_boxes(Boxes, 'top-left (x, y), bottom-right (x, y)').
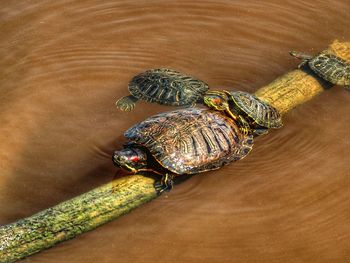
top-left (0, 0), bottom-right (350, 262)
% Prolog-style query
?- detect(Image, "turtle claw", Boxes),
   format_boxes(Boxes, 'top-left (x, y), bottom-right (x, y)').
top-left (154, 174), bottom-right (174, 195)
top-left (297, 61), bottom-right (308, 69)
top-left (116, 95), bottom-right (138, 112)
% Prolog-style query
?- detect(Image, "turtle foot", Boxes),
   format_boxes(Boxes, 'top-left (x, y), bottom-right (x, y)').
top-left (116, 95), bottom-right (138, 111)
top-left (154, 174), bottom-right (174, 195)
top-left (253, 128), bottom-right (269, 136)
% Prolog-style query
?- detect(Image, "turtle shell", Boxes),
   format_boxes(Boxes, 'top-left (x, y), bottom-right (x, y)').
top-left (227, 91), bottom-right (283, 129)
top-left (308, 53), bottom-right (350, 86)
top-left (128, 68), bottom-right (209, 106)
top-left (125, 108), bottom-right (253, 175)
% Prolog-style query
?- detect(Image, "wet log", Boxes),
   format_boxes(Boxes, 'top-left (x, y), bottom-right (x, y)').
top-left (1, 40), bottom-right (349, 263)
top-left (0, 176), bottom-right (158, 263)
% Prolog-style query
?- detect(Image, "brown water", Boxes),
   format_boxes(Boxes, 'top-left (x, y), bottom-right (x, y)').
top-left (1, 0), bottom-right (350, 262)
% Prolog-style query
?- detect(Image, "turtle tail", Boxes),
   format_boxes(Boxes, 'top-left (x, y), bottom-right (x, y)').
top-left (116, 95), bottom-right (138, 111)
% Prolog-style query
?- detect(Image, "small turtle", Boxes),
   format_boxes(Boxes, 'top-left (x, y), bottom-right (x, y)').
top-left (113, 108), bottom-right (253, 194)
top-left (290, 51), bottom-right (350, 91)
top-left (116, 68), bottom-right (209, 111)
top-left (203, 90), bottom-right (283, 136)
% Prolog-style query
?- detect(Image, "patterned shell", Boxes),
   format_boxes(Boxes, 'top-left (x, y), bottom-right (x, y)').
top-left (125, 108), bottom-right (253, 175)
top-left (309, 53), bottom-right (350, 86)
top-left (227, 91), bottom-right (283, 128)
top-left (128, 68), bottom-right (209, 106)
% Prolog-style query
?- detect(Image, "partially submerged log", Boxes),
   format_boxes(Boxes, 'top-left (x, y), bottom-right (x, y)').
top-left (1, 40), bottom-right (349, 263)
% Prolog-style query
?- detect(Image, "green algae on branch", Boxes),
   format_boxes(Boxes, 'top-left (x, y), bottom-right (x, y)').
top-left (255, 40), bottom-right (350, 113)
top-left (0, 40), bottom-right (349, 263)
top-left (0, 175), bottom-right (157, 263)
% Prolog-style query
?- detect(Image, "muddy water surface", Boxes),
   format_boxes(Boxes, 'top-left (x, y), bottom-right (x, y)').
top-left (1, 0), bottom-right (350, 262)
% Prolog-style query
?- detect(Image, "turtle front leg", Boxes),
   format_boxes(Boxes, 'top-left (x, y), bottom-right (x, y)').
top-left (116, 95), bottom-right (138, 111)
top-left (345, 86), bottom-right (350, 92)
top-left (154, 173), bottom-right (174, 195)
top-left (289, 51), bottom-right (313, 69)
top-left (137, 169), bottom-right (174, 195)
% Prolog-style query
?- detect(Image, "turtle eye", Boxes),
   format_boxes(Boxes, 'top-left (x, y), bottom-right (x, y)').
top-left (130, 156), bottom-right (139, 162)
top-left (213, 98), bottom-right (221, 104)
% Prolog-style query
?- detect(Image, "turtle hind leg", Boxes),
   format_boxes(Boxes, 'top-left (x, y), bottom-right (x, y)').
top-left (116, 95), bottom-right (138, 112)
top-left (345, 85), bottom-right (350, 92)
top-left (154, 173), bottom-right (174, 195)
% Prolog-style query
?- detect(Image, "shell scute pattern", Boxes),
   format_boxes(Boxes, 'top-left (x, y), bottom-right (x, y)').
top-left (309, 53), bottom-right (350, 86)
top-left (125, 108), bottom-right (253, 174)
top-left (228, 91), bottom-right (283, 129)
top-left (128, 68), bottom-right (209, 106)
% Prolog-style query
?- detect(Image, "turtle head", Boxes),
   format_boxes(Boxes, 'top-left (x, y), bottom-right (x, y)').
top-left (289, 51), bottom-right (313, 61)
top-left (203, 91), bottom-right (229, 111)
top-left (112, 147), bottom-right (147, 173)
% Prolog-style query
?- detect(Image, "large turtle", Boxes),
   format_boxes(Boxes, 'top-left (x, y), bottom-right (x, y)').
top-left (112, 108), bottom-right (254, 194)
top-left (290, 51), bottom-right (350, 91)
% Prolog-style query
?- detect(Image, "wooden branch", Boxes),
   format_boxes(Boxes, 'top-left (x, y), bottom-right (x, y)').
top-left (1, 40), bottom-right (349, 263)
top-left (0, 176), bottom-right (157, 263)
top-left (256, 40), bottom-right (350, 114)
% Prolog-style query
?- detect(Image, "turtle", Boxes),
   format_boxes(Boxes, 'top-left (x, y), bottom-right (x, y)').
top-left (203, 90), bottom-right (283, 136)
top-left (116, 68), bottom-right (209, 111)
top-left (290, 51), bottom-right (350, 91)
top-left (112, 107), bottom-right (254, 194)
